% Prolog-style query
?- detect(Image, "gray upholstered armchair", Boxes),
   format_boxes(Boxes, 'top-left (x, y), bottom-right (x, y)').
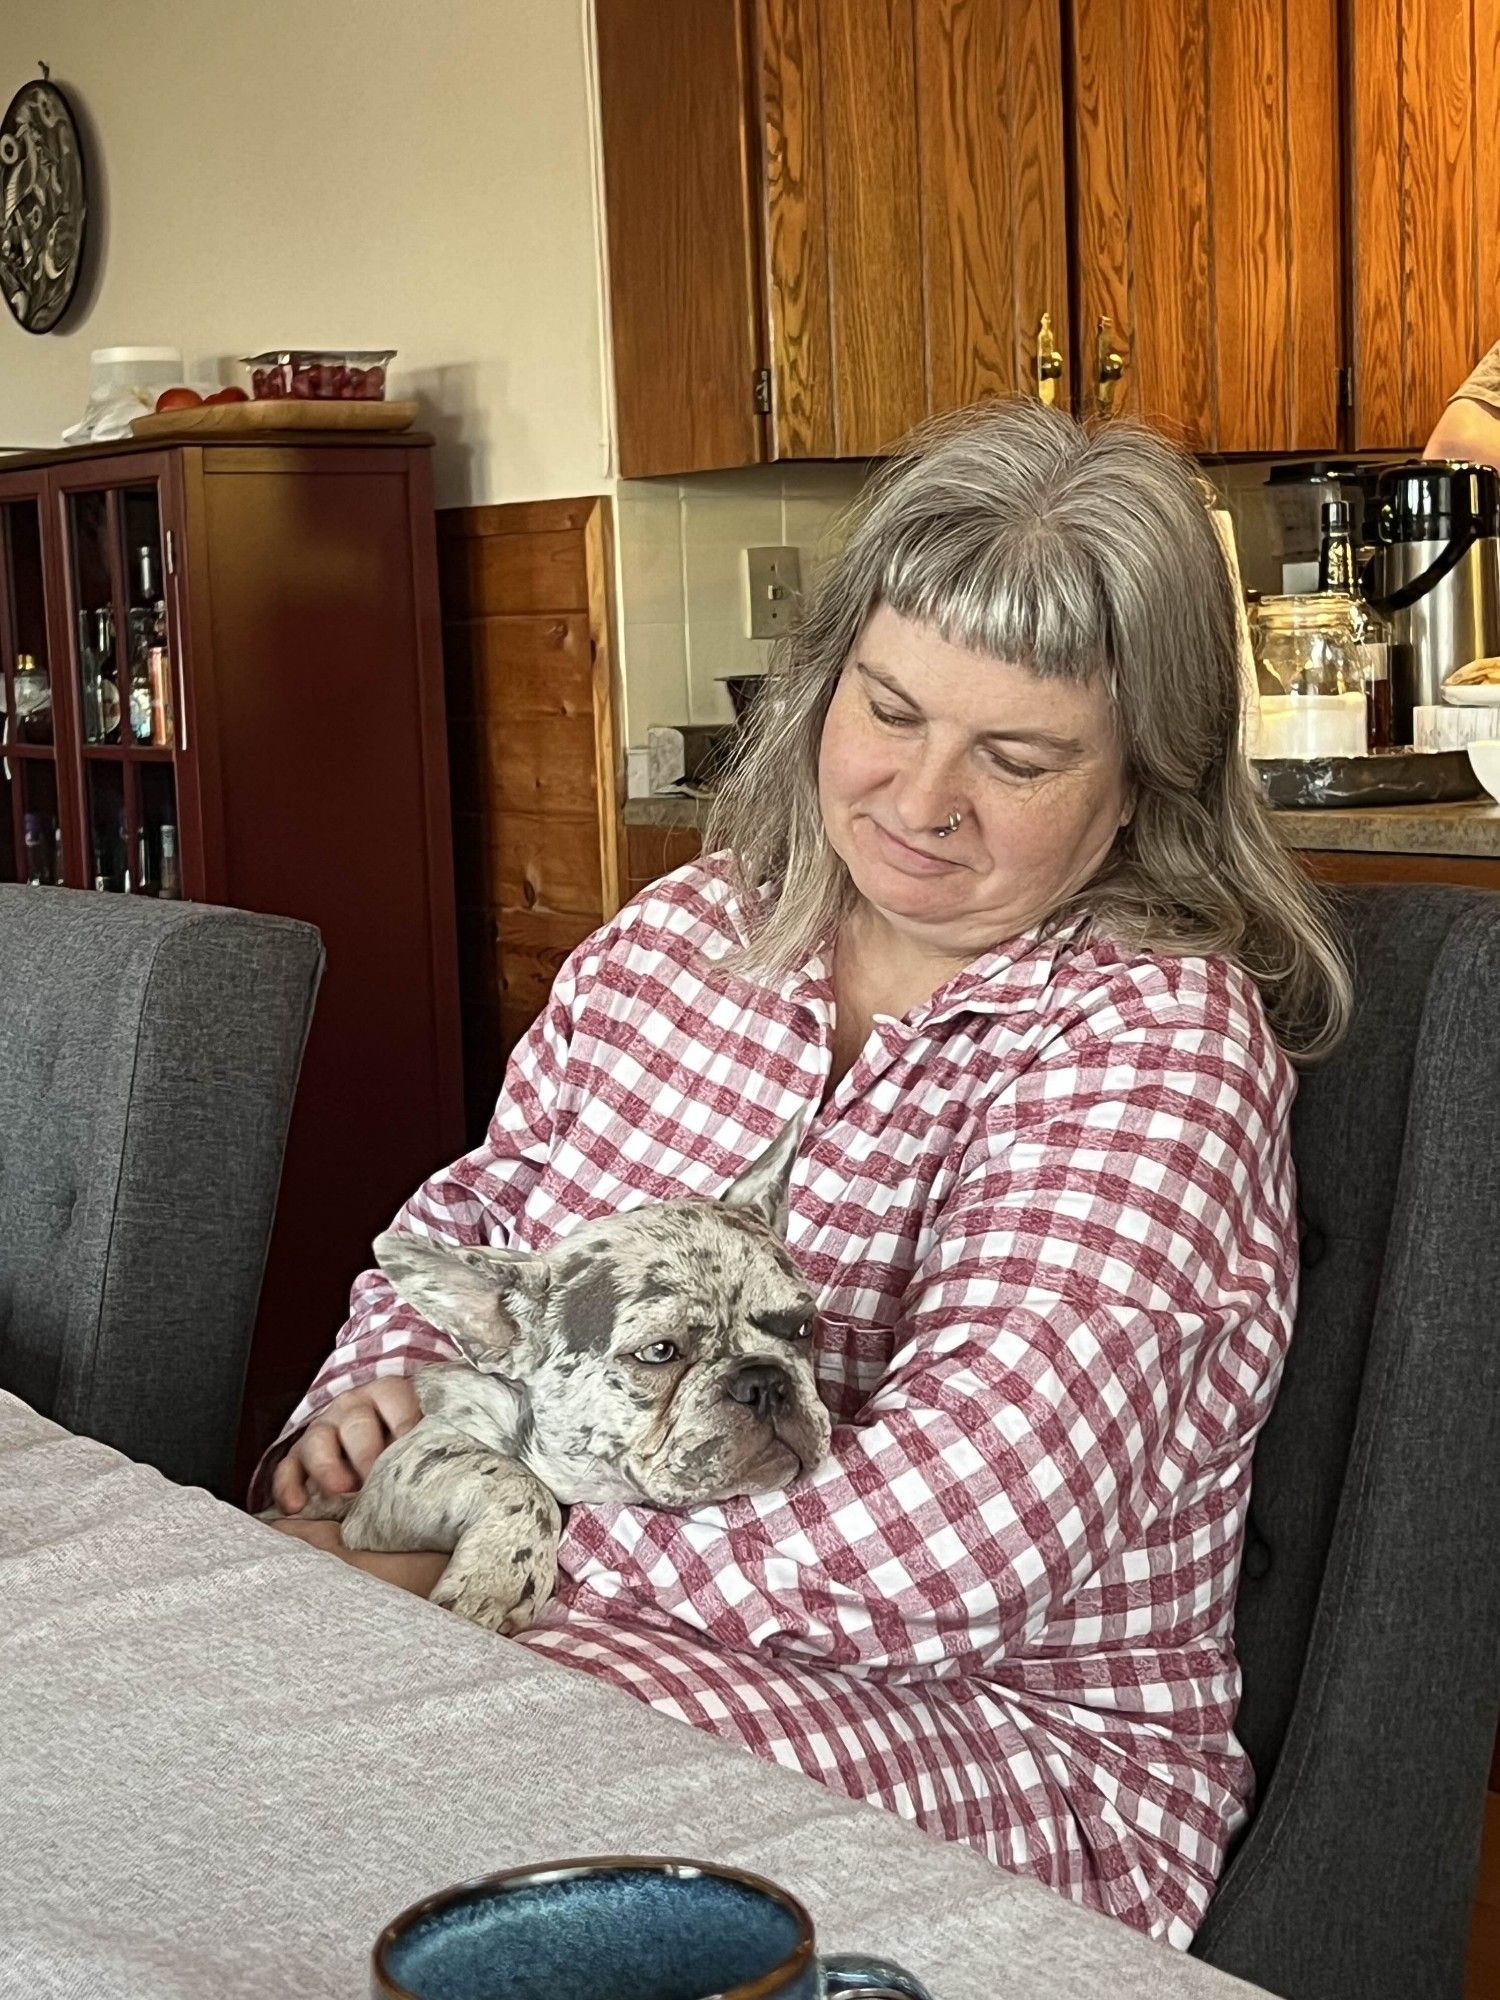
top-left (0, 887), bottom-right (321, 1497)
top-left (1195, 886), bottom-right (1500, 1999)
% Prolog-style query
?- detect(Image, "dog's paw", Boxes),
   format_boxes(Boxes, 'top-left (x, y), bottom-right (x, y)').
top-left (429, 1542), bottom-right (556, 1636)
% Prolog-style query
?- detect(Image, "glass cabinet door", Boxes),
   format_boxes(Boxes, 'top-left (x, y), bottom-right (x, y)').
top-left (64, 479), bottom-right (182, 897)
top-left (1, 494), bottom-right (65, 885)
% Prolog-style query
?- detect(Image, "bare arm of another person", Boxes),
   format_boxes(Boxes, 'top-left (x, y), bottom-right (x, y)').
top-left (1425, 338), bottom-right (1500, 468)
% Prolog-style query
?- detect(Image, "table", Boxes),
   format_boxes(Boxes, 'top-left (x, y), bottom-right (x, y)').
top-left (0, 1393), bottom-right (1262, 1999)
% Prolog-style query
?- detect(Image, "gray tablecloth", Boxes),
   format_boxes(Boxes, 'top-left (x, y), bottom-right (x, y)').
top-left (0, 1392), bottom-right (1261, 1999)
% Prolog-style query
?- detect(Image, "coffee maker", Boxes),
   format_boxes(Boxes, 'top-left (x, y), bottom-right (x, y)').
top-left (1361, 461), bottom-right (1500, 742)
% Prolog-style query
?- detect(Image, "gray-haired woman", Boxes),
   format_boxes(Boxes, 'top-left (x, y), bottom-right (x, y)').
top-left (264, 400), bottom-right (1349, 1948)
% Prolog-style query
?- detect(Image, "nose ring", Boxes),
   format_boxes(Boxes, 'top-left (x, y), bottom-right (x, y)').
top-left (935, 811), bottom-right (962, 839)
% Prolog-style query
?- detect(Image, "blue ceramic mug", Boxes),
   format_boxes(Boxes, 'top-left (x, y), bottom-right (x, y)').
top-left (372, 1855), bottom-right (935, 2000)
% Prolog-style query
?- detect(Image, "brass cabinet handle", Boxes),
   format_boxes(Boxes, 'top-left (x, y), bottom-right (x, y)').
top-left (1035, 312), bottom-right (1064, 406)
top-left (1095, 315), bottom-right (1126, 415)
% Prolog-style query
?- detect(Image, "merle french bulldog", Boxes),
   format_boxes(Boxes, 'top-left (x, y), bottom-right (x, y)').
top-left (275, 1113), bottom-right (831, 1634)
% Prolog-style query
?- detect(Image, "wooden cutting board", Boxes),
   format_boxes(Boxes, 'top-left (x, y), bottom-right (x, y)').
top-left (130, 399), bottom-right (418, 439)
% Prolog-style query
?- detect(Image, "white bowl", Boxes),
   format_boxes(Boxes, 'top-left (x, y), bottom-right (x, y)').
top-left (1466, 739), bottom-right (1500, 803)
top-left (1442, 683), bottom-right (1500, 707)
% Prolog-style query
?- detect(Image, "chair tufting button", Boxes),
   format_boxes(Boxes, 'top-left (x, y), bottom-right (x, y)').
top-left (1300, 1223), bottom-right (1326, 1269)
top-left (1242, 1534), bottom-right (1272, 1580)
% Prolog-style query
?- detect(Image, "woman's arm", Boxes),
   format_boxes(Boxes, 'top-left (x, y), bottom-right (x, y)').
top-left (1425, 337), bottom-right (1500, 469)
top-left (248, 925), bottom-right (603, 1510)
top-left (560, 964), bottom-right (1298, 1673)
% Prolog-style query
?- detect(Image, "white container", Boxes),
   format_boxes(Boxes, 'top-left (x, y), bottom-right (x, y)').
top-left (90, 346), bottom-right (184, 401)
top-left (1413, 703), bottom-right (1500, 751)
top-left (1254, 692), bottom-right (1367, 759)
top-left (63, 347), bottom-right (185, 446)
top-left (1468, 739), bottom-right (1500, 804)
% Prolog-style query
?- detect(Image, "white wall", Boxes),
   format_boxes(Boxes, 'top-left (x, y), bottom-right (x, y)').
top-left (0, 0), bottom-right (611, 508)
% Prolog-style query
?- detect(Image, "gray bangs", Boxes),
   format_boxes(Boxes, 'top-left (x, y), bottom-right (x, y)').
top-left (874, 513), bottom-right (1114, 684)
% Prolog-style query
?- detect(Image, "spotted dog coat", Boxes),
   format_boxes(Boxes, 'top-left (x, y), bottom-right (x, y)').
top-left (280, 1114), bottom-right (831, 1634)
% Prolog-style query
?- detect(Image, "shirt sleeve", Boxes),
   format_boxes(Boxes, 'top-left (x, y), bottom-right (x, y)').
top-left (247, 926), bottom-right (594, 1507)
top-left (1451, 337), bottom-right (1500, 415)
top-left (557, 997), bottom-right (1297, 1674)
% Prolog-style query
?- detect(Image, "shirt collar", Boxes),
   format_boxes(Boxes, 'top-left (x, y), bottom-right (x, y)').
top-left (704, 860), bottom-right (1087, 1027)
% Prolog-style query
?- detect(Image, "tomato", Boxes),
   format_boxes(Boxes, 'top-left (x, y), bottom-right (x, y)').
top-left (154, 387), bottom-right (203, 413)
top-left (205, 387), bottom-right (249, 405)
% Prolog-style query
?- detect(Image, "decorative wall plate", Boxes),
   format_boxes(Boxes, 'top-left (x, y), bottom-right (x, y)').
top-left (1, 67), bottom-right (87, 334)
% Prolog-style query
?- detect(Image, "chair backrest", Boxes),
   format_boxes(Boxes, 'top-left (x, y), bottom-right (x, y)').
top-left (0, 888), bottom-right (322, 1496)
top-left (1193, 886), bottom-right (1500, 2000)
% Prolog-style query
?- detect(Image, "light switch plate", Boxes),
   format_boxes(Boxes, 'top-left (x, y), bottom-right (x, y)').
top-left (744, 545), bottom-right (803, 639)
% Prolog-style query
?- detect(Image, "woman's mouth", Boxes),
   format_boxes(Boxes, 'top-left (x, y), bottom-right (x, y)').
top-left (866, 817), bottom-right (963, 874)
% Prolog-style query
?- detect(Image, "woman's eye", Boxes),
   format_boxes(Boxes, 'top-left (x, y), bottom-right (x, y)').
top-left (636, 1341), bottom-right (680, 1365)
top-left (869, 702), bottom-right (917, 729)
top-left (987, 752), bottom-right (1045, 781)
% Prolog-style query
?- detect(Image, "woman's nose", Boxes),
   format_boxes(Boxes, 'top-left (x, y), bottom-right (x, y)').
top-left (888, 745), bottom-right (965, 833)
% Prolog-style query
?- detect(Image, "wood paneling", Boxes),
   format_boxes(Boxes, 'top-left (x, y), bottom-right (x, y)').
top-left (1350, 0), bottom-right (1500, 448)
top-left (915, 0), bottom-right (1068, 415)
top-left (1467, 1790), bottom-right (1500, 1998)
top-left (1071, 0), bottom-right (1339, 452)
top-left (595, 0), bottom-right (765, 476)
top-left (1297, 849), bottom-right (1500, 891)
top-left (438, 497), bottom-right (621, 1137)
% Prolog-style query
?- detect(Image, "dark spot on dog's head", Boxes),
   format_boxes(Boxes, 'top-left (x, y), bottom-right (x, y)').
top-left (554, 1258), bottom-right (622, 1354)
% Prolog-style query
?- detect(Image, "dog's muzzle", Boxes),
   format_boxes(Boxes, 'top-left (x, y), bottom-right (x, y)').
top-left (724, 1361), bottom-right (796, 1423)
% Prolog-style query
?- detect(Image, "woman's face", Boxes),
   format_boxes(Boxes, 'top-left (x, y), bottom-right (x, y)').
top-left (818, 604), bottom-right (1133, 960)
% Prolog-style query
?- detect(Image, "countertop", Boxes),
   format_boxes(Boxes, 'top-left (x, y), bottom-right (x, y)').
top-left (624, 793), bottom-right (1500, 858)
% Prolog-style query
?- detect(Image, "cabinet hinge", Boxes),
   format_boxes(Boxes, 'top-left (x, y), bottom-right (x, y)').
top-left (1337, 367), bottom-right (1354, 410)
top-left (753, 367), bottom-right (772, 417)
top-left (165, 528), bottom-right (177, 576)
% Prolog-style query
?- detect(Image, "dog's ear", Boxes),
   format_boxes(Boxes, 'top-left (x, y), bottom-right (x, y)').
top-left (372, 1231), bottom-right (551, 1368)
top-left (720, 1107), bottom-right (809, 1237)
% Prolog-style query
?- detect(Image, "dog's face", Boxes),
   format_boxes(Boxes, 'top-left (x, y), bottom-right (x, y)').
top-left (373, 1114), bottom-right (832, 1507)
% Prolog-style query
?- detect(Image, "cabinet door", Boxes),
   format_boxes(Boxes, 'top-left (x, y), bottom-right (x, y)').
top-left (759, 0), bottom-right (1069, 457)
top-left (916, 0), bottom-right (1069, 420)
top-left (1071, 0), bottom-right (1341, 453)
top-left (596, 0), bottom-right (768, 478)
top-left (0, 480), bottom-right (80, 889)
top-left (1349, 0), bottom-right (1500, 449)
top-left (48, 457), bottom-right (209, 902)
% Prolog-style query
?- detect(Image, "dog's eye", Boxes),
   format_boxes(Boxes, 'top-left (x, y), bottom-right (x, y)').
top-left (635, 1341), bottom-right (681, 1365)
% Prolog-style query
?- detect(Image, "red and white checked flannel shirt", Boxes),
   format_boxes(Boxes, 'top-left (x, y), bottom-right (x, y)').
top-left (264, 855), bottom-right (1298, 1947)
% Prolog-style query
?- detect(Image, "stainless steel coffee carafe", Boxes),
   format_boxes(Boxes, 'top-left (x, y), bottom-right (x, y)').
top-left (1362, 461), bottom-right (1500, 742)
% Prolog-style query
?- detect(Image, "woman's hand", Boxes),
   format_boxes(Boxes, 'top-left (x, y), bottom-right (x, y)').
top-left (267, 1516), bottom-right (449, 1599)
top-left (269, 1377), bottom-right (422, 1515)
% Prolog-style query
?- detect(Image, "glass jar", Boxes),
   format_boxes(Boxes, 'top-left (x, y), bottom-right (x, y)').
top-left (1252, 594), bottom-right (1371, 758)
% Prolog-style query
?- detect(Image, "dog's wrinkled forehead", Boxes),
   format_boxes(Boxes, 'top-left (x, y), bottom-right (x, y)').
top-left (545, 1200), bottom-right (813, 1355)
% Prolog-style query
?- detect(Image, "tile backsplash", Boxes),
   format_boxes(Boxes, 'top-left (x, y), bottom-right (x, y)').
top-left (615, 461), bottom-right (869, 741)
top-left (614, 450), bottom-right (1397, 746)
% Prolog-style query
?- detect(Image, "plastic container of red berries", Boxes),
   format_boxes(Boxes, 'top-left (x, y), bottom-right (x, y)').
top-left (243, 350), bottom-right (395, 401)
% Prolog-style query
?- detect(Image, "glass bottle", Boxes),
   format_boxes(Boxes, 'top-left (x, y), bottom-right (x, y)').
top-left (22, 810), bottom-right (50, 885)
top-left (128, 545), bottom-right (168, 745)
top-left (158, 823), bottom-right (181, 900)
top-left (1317, 499), bottom-right (1358, 594)
top-left (14, 652), bottom-right (51, 744)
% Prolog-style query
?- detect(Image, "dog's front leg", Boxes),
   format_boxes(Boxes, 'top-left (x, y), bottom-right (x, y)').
top-left (341, 1423), bottom-right (561, 1635)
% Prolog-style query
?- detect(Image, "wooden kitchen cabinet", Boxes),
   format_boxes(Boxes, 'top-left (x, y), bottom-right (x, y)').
top-left (1070, 0), bottom-right (1342, 454)
top-left (1348, 0), bottom-right (1500, 449)
top-left (595, 0), bottom-right (1069, 474)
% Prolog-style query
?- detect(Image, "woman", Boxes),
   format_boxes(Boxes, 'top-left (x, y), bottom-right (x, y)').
top-left (262, 401), bottom-right (1350, 1948)
top-left (1425, 336), bottom-right (1500, 468)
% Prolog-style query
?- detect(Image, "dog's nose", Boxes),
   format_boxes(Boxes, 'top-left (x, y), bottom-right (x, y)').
top-left (725, 1362), bottom-right (793, 1420)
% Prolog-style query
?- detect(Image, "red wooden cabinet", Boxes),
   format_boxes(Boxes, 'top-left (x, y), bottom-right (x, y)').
top-left (0, 435), bottom-right (464, 1485)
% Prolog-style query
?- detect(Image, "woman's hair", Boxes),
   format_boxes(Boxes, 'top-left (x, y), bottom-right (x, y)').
top-left (704, 398), bottom-right (1352, 1062)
